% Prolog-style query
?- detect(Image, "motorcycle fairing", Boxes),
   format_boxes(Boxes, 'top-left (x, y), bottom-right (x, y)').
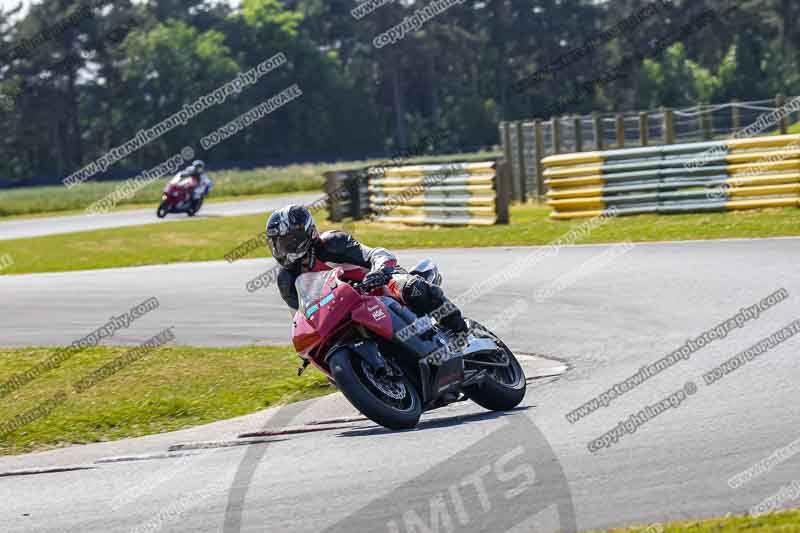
top-left (293, 277), bottom-right (362, 353)
top-left (351, 298), bottom-right (393, 339)
top-left (374, 297), bottom-right (466, 405)
top-left (292, 315), bottom-right (320, 356)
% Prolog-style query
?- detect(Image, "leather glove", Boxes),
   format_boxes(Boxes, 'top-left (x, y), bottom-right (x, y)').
top-left (361, 268), bottom-right (393, 291)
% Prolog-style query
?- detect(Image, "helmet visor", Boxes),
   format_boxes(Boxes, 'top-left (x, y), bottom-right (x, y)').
top-left (268, 228), bottom-right (312, 266)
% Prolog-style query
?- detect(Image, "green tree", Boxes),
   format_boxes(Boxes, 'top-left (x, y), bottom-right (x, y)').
top-left (117, 20), bottom-right (240, 164)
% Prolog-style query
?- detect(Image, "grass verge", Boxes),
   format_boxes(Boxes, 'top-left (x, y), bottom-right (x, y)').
top-left (0, 165), bottom-right (324, 218)
top-left (0, 190), bottom-right (314, 221)
top-left (593, 509), bottom-right (800, 532)
top-left (0, 151), bottom-right (499, 218)
top-left (0, 345), bottom-right (331, 455)
top-left (2, 203), bottom-right (800, 275)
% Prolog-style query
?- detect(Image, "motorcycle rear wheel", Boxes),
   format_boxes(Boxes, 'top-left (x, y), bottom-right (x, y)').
top-left (188, 198), bottom-right (203, 216)
top-left (330, 348), bottom-right (421, 430)
top-left (463, 319), bottom-right (526, 411)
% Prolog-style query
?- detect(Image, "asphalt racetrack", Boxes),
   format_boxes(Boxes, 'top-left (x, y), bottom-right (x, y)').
top-left (1, 238), bottom-right (799, 532)
top-left (0, 193), bottom-right (320, 240)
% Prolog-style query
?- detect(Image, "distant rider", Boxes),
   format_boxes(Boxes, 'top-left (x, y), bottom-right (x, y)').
top-left (266, 204), bottom-right (469, 337)
top-left (181, 160), bottom-right (212, 210)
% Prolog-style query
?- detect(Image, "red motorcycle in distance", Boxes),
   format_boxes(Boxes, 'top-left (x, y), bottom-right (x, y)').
top-left (157, 173), bottom-right (203, 218)
top-left (291, 262), bottom-right (526, 430)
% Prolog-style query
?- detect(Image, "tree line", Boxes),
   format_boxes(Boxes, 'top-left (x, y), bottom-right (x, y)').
top-left (0, 0), bottom-right (796, 185)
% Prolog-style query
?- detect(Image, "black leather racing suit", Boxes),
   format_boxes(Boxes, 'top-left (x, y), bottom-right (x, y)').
top-left (276, 231), bottom-right (467, 333)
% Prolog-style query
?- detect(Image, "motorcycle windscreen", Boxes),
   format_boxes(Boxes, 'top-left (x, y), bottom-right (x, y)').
top-left (296, 270), bottom-right (338, 310)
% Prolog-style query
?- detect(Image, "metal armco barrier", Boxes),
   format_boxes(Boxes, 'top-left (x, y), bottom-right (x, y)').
top-left (326, 160), bottom-right (511, 226)
top-left (370, 161), bottom-right (508, 226)
top-left (543, 134), bottom-right (800, 219)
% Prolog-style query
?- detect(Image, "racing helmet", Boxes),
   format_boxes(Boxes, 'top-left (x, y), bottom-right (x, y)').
top-left (266, 205), bottom-right (319, 267)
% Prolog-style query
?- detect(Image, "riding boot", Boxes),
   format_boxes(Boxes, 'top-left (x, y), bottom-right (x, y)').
top-left (437, 299), bottom-right (469, 335)
top-left (397, 274), bottom-right (469, 336)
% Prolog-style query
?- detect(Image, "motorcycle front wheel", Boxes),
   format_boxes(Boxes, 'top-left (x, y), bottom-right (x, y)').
top-left (329, 348), bottom-right (421, 430)
top-left (156, 201), bottom-right (169, 218)
top-left (463, 319), bottom-right (527, 411)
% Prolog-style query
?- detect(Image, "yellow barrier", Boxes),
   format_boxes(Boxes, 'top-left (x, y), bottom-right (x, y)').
top-left (326, 161), bottom-right (511, 225)
top-left (542, 134), bottom-right (800, 219)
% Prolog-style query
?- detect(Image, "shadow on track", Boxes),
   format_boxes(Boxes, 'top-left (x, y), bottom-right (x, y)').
top-left (335, 406), bottom-right (532, 438)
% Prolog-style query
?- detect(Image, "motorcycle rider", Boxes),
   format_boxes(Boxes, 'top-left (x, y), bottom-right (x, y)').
top-left (181, 160), bottom-right (212, 210)
top-left (267, 204), bottom-right (469, 337)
